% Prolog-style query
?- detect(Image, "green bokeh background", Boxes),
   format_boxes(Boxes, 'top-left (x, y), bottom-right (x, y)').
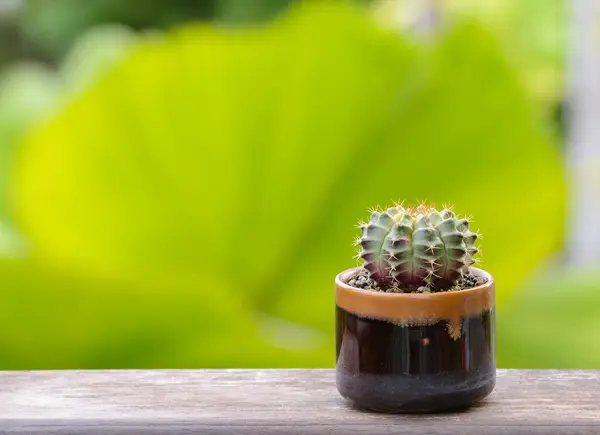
top-left (0, 0), bottom-right (592, 370)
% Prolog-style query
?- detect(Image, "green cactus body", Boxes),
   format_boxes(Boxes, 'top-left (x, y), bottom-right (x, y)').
top-left (357, 204), bottom-right (479, 289)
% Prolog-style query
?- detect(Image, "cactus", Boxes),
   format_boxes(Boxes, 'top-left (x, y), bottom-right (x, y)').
top-left (355, 202), bottom-right (480, 290)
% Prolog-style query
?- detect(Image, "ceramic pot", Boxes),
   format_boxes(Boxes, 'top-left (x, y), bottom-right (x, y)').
top-left (335, 266), bottom-right (495, 413)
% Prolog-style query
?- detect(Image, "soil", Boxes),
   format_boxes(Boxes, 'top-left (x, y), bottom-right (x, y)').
top-left (347, 268), bottom-right (487, 293)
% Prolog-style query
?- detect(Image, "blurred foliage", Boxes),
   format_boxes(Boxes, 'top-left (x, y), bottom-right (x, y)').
top-left (0, 23), bottom-right (140, 222)
top-left (17, 0), bottom-right (214, 62)
top-left (372, 0), bottom-right (566, 132)
top-left (0, 0), bottom-right (569, 136)
top-left (498, 267), bottom-right (600, 369)
top-left (0, 2), bottom-right (565, 369)
top-left (0, 256), bottom-right (329, 368)
top-left (0, 63), bottom-right (61, 220)
top-left (1, 0), bottom-right (372, 67)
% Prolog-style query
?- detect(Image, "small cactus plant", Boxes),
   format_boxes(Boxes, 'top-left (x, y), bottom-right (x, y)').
top-left (354, 202), bottom-right (481, 292)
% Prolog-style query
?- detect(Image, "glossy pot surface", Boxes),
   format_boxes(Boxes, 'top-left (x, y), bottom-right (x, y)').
top-left (335, 267), bottom-right (496, 413)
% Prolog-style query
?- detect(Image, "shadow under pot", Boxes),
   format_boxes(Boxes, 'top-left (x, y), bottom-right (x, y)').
top-left (335, 266), bottom-right (496, 413)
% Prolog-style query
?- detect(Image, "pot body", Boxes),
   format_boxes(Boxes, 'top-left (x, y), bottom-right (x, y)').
top-left (335, 267), bottom-right (495, 413)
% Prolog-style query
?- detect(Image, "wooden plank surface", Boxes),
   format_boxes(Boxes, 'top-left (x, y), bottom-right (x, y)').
top-left (0, 369), bottom-right (598, 434)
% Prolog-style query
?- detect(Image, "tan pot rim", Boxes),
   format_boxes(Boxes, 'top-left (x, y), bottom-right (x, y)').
top-left (335, 266), bottom-right (495, 339)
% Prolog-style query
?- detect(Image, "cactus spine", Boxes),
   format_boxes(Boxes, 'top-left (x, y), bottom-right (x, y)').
top-left (356, 203), bottom-right (479, 290)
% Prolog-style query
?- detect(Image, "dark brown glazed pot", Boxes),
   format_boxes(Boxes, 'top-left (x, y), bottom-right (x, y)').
top-left (335, 266), bottom-right (495, 413)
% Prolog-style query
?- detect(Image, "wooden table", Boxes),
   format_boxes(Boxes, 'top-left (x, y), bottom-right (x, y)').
top-left (0, 369), bottom-right (597, 434)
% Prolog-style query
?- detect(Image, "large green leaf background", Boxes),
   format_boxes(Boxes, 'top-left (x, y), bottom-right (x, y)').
top-left (498, 266), bottom-right (600, 368)
top-left (0, 23), bottom-right (139, 226)
top-left (372, 0), bottom-right (566, 116)
top-left (2, 2), bottom-right (565, 368)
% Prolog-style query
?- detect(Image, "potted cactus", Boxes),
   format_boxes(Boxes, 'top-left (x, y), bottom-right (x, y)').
top-left (335, 202), bottom-right (495, 413)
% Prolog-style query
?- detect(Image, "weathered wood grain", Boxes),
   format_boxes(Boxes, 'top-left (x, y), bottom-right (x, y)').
top-left (0, 369), bottom-right (597, 434)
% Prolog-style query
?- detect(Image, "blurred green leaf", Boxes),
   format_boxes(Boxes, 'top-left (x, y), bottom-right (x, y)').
top-left (7, 2), bottom-right (565, 367)
top-left (0, 62), bottom-right (61, 142)
top-left (59, 24), bottom-right (139, 93)
top-left (0, 24), bottom-right (145, 226)
top-left (497, 266), bottom-right (600, 369)
top-left (372, 0), bottom-right (566, 118)
top-left (268, 18), bottom-right (566, 330)
top-left (216, 0), bottom-right (294, 23)
top-left (19, 0), bottom-right (216, 60)
top-left (0, 255), bottom-right (329, 369)
top-left (0, 62), bottom-right (62, 223)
